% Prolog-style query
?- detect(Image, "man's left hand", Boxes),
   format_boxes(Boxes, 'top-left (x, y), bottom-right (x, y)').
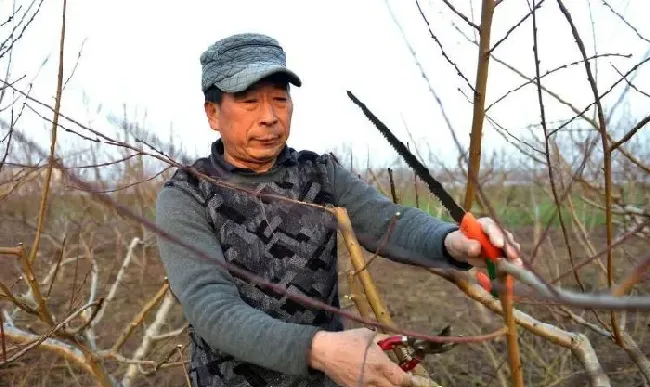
top-left (444, 217), bottom-right (523, 268)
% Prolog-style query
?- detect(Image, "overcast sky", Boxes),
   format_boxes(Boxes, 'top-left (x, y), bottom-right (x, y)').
top-left (2, 0), bottom-right (649, 169)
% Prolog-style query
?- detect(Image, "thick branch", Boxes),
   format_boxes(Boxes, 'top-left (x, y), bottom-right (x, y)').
top-left (92, 237), bottom-right (141, 326)
top-left (496, 259), bottom-right (650, 310)
top-left (336, 207), bottom-right (432, 379)
top-left (27, 0), bottom-right (66, 265)
top-left (2, 325), bottom-right (92, 374)
top-left (121, 291), bottom-right (174, 386)
top-left (463, 0), bottom-right (495, 211)
top-left (112, 281), bottom-right (170, 352)
top-left (16, 244), bottom-right (55, 325)
top-left (435, 269), bottom-right (610, 387)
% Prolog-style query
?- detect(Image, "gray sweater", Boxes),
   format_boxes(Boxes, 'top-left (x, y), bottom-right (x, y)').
top-left (155, 152), bottom-right (466, 377)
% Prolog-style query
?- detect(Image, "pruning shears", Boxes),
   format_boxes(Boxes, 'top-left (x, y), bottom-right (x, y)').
top-left (377, 325), bottom-right (456, 372)
top-left (347, 91), bottom-right (502, 297)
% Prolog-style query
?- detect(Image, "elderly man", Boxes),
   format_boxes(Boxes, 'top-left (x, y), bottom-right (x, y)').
top-left (155, 33), bottom-right (520, 387)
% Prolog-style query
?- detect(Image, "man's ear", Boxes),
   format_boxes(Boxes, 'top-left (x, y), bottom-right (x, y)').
top-left (204, 102), bottom-right (220, 132)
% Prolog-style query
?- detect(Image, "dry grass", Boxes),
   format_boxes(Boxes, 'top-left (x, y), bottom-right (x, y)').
top-left (1, 162), bottom-right (648, 386)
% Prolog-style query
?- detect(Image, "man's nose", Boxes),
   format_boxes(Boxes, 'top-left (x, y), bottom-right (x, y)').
top-left (259, 101), bottom-right (278, 125)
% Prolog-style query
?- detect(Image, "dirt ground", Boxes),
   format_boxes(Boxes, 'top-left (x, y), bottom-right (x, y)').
top-left (1, 212), bottom-right (649, 386)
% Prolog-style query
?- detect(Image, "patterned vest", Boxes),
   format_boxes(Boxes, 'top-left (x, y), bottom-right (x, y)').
top-left (165, 148), bottom-right (343, 387)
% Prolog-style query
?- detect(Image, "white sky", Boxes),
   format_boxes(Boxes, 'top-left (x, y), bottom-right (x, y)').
top-left (2, 0), bottom-right (649, 170)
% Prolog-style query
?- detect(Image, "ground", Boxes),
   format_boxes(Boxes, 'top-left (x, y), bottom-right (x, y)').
top-left (1, 192), bottom-right (649, 386)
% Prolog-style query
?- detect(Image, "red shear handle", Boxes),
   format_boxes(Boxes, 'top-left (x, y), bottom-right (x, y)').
top-left (459, 212), bottom-right (504, 262)
top-left (377, 336), bottom-right (405, 351)
top-left (400, 358), bottom-right (420, 372)
top-left (475, 272), bottom-right (492, 292)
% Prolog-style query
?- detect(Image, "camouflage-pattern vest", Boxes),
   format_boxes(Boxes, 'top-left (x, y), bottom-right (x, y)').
top-left (165, 148), bottom-right (343, 387)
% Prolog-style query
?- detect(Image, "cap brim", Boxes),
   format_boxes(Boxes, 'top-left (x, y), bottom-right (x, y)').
top-left (215, 63), bottom-right (302, 93)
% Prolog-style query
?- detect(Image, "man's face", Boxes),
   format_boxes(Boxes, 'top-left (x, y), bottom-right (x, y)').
top-left (204, 79), bottom-right (293, 173)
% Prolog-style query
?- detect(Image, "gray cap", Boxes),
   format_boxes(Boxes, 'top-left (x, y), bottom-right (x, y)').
top-left (200, 33), bottom-right (302, 93)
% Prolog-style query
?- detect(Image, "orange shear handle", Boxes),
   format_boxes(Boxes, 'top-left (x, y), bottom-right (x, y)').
top-left (459, 212), bottom-right (503, 296)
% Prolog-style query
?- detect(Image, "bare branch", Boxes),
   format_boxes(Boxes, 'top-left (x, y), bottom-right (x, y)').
top-left (555, 0), bottom-right (619, 345)
top-left (121, 290), bottom-right (174, 386)
top-left (435, 269), bottom-right (611, 387)
top-left (26, 0), bottom-right (67, 265)
top-left (486, 53), bottom-right (631, 112)
top-left (111, 281), bottom-right (170, 352)
top-left (0, 300), bottom-right (100, 365)
top-left (490, 0), bottom-right (545, 52)
top-left (416, 1), bottom-right (475, 93)
top-left (463, 0), bottom-right (495, 210)
top-left (531, 0), bottom-right (580, 293)
top-left (438, 0), bottom-right (480, 31)
top-left (611, 114), bottom-right (650, 150)
top-left (91, 237), bottom-right (141, 327)
top-left (600, 0), bottom-right (650, 44)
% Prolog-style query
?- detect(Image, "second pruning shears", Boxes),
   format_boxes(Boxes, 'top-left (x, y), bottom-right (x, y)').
top-left (347, 91), bottom-right (503, 296)
top-left (377, 325), bottom-right (456, 372)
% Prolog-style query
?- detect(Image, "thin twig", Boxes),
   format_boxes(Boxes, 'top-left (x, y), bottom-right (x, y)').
top-left (177, 345), bottom-right (191, 387)
top-left (352, 212), bottom-right (400, 274)
top-left (600, 0), bottom-right (650, 44)
top-left (612, 253), bottom-right (650, 297)
top-left (0, 300), bottom-right (100, 365)
top-left (611, 114), bottom-right (649, 150)
top-left (531, 0), bottom-right (582, 293)
top-left (555, 0), bottom-right (620, 346)
top-left (551, 218), bottom-right (650, 284)
top-left (416, 0), bottom-right (475, 93)
top-left (438, 0), bottom-right (480, 30)
top-left (490, 0), bottom-right (545, 52)
top-left (0, 310), bottom-right (6, 362)
top-left (387, 168), bottom-right (398, 204)
top-left (45, 236), bottom-right (66, 297)
top-left (486, 53), bottom-right (630, 112)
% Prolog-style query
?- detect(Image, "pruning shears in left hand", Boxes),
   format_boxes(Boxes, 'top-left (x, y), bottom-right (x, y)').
top-left (377, 326), bottom-right (456, 372)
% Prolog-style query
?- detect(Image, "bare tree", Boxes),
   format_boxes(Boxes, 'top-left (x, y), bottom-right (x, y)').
top-left (1, 1), bottom-right (649, 387)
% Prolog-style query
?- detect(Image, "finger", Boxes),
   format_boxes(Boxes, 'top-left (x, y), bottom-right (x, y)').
top-left (506, 244), bottom-right (520, 261)
top-left (372, 332), bottom-right (392, 345)
top-left (510, 257), bottom-right (524, 267)
top-left (484, 220), bottom-right (506, 249)
top-left (400, 374), bottom-right (417, 387)
top-left (506, 231), bottom-right (519, 249)
top-left (369, 372), bottom-right (398, 387)
top-left (361, 327), bottom-right (381, 339)
top-left (454, 232), bottom-right (482, 257)
top-left (504, 231), bottom-right (521, 255)
top-left (466, 257), bottom-right (487, 268)
top-left (467, 238), bottom-right (482, 257)
top-left (479, 218), bottom-right (524, 261)
top-left (409, 375), bottom-right (435, 387)
top-left (447, 231), bottom-right (481, 259)
top-left (381, 363), bottom-right (410, 387)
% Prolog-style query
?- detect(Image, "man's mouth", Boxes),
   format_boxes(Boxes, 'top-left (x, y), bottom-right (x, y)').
top-left (254, 136), bottom-right (280, 144)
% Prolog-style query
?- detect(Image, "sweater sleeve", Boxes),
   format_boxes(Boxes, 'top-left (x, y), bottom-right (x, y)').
top-left (328, 158), bottom-right (472, 270)
top-left (154, 186), bottom-right (321, 376)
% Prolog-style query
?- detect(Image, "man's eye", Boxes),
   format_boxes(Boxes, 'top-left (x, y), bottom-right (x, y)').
top-left (244, 99), bottom-right (258, 104)
top-left (275, 96), bottom-right (287, 102)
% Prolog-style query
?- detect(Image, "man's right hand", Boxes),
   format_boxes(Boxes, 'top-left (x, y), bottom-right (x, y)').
top-left (309, 328), bottom-right (416, 387)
